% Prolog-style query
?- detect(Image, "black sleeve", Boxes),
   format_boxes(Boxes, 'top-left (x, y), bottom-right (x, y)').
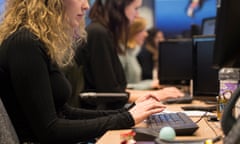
top-left (8, 31), bottom-right (134, 143)
top-left (62, 103), bottom-right (128, 120)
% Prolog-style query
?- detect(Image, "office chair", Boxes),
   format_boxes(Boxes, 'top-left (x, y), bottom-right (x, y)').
top-left (0, 97), bottom-right (20, 144)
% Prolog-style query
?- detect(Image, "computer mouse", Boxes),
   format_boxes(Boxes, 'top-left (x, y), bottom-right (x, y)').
top-left (133, 127), bottom-right (158, 141)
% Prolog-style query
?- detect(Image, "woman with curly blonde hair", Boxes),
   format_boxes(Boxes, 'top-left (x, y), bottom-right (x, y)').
top-left (0, 0), bottom-right (166, 143)
top-left (0, 0), bottom-right (87, 67)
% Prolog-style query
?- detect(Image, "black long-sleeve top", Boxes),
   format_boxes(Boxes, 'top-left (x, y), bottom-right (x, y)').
top-left (137, 46), bottom-right (155, 80)
top-left (75, 22), bottom-right (128, 109)
top-left (76, 22), bottom-right (127, 93)
top-left (0, 28), bottom-right (134, 144)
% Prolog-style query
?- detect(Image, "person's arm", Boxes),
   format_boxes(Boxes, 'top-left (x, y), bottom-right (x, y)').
top-left (8, 31), bottom-right (134, 143)
top-left (127, 87), bottom-right (184, 103)
top-left (127, 80), bottom-right (153, 90)
top-left (62, 103), bottom-right (128, 120)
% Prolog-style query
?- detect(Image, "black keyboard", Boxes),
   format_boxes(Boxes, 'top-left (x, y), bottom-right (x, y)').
top-left (162, 93), bottom-right (193, 104)
top-left (147, 112), bottom-right (199, 135)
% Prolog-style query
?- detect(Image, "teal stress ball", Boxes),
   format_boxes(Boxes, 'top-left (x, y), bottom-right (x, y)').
top-left (159, 126), bottom-right (176, 141)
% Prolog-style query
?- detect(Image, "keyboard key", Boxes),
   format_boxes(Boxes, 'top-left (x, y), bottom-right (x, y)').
top-left (147, 112), bottom-right (199, 135)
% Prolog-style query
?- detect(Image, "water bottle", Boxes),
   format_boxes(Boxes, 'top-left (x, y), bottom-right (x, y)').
top-left (218, 67), bottom-right (240, 100)
top-left (217, 67), bottom-right (240, 120)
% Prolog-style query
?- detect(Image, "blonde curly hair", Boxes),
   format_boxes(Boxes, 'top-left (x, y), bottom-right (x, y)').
top-left (0, 0), bottom-right (87, 67)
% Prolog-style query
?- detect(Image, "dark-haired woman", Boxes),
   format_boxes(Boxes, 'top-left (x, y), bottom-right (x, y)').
top-left (137, 28), bottom-right (165, 80)
top-left (77, 0), bottom-right (183, 110)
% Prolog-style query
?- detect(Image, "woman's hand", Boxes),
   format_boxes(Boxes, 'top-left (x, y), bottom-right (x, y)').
top-left (127, 86), bottom-right (184, 102)
top-left (153, 87), bottom-right (184, 101)
top-left (129, 98), bottom-right (166, 124)
top-left (135, 93), bottom-right (160, 104)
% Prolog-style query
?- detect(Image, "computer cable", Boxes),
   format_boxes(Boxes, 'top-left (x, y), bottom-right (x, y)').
top-left (204, 116), bottom-right (218, 136)
top-left (194, 111), bottom-right (208, 123)
top-left (204, 115), bottom-right (224, 144)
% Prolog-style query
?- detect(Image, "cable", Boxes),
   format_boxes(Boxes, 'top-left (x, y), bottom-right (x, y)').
top-left (204, 116), bottom-right (224, 144)
top-left (194, 111), bottom-right (208, 123)
top-left (204, 117), bottom-right (218, 136)
top-left (195, 113), bottom-right (223, 143)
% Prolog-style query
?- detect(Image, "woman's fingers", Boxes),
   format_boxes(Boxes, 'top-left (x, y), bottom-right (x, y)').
top-left (129, 98), bottom-right (166, 124)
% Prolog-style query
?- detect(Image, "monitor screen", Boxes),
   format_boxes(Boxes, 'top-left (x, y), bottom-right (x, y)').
top-left (213, 0), bottom-right (240, 69)
top-left (192, 35), bottom-right (219, 96)
top-left (158, 39), bottom-right (193, 85)
top-left (201, 17), bottom-right (216, 35)
top-left (154, 0), bottom-right (217, 39)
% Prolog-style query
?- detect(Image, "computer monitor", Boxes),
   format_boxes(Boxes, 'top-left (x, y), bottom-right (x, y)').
top-left (192, 35), bottom-right (219, 96)
top-left (213, 0), bottom-right (240, 69)
top-left (201, 17), bottom-right (216, 35)
top-left (158, 39), bottom-right (193, 86)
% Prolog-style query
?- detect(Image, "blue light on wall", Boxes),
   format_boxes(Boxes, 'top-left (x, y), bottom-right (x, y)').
top-left (86, 0), bottom-right (96, 26)
top-left (154, 0), bottom-right (216, 38)
top-left (0, 0), bottom-right (5, 15)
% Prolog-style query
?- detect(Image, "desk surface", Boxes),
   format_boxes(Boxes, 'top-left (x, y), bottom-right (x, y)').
top-left (96, 100), bottom-right (223, 144)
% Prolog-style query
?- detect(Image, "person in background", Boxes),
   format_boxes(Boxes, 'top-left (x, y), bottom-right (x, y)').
top-left (119, 16), bottom-right (159, 90)
top-left (186, 0), bottom-right (206, 17)
top-left (77, 0), bottom-right (184, 110)
top-left (137, 28), bottom-right (165, 81)
top-left (0, 0), bottom-right (166, 143)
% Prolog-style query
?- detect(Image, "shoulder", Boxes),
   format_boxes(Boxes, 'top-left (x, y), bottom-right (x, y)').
top-left (139, 47), bottom-right (152, 56)
top-left (3, 28), bottom-right (47, 57)
top-left (86, 21), bottom-right (110, 37)
top-left (8, 28), bottom-right (38, 43)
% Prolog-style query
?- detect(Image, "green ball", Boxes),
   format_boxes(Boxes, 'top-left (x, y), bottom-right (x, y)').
top-left (159, 126), bottom-right (176, 141)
